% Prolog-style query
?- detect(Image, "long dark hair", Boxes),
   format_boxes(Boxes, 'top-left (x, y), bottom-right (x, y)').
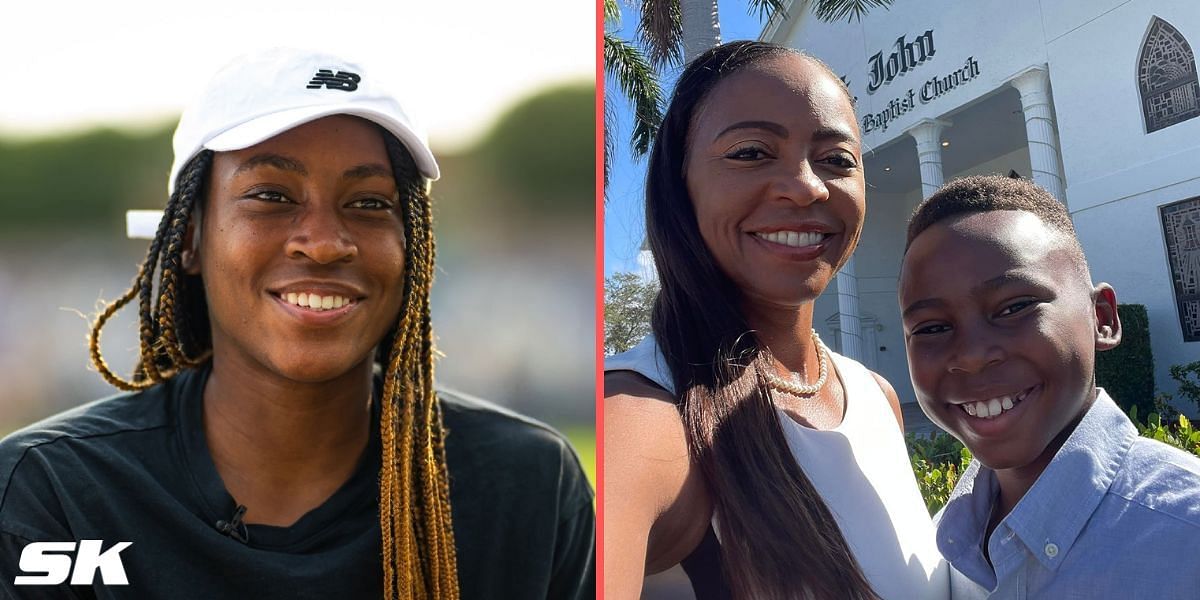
top-left (646, 41), bottom-right (877, 599)
top-left (87, 125), bottom-right (459, 599)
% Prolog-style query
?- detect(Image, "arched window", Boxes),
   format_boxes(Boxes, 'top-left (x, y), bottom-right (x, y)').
top-left (1139, 17), bottom-right (1200, 133)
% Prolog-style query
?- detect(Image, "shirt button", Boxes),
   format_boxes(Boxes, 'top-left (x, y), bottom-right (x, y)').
top-left (1044, 543), bottom-right (1059, 558)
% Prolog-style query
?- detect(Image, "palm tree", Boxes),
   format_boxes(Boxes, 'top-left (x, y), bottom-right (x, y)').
top-left (604, 0), bottom-right (665, 187)
top-left (643, 0), bottom-right (894, 66)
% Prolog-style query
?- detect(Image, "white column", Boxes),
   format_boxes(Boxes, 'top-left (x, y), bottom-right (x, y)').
top-left (907, 119), bottom-right (951, 198)
top-left (835, 256), bottom-right (864, 362)
top-left (1010, 66), bottom-right (1067, 203)
top-left (680, 1), bottom-right (720, 63)
top-left (636, 248), bottom-right (658, 282)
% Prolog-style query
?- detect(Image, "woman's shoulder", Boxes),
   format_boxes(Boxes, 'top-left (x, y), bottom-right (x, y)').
top-left (0, 383), bottom-right (176, 467)
top-left (436, 387), bottom-right (593, 505)
top-left (605, 336), bottom-right (675, 395)
top-left (603, 369), bottom-right (684, 458)
top-left (5, 385), bottom-right (171, 442)
top-left (437, 386), bottom-right (583, 459)
top-left (604, 353), bottom-right (714, 571)
top-left (0, 381), bottom-right (178, 540)
top-left (604, 335), bottom-right (689, 455)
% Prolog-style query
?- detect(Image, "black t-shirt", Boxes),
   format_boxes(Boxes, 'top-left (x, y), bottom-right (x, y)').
top-left (0, 365), bottom-right (594, 599)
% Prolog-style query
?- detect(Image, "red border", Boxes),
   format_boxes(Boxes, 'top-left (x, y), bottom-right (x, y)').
top-left (594, 0), bottom-right (606, 597)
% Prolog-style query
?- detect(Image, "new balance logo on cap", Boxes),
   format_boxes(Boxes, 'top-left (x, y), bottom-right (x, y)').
top-left (307, 69), bottom-right (360, 91)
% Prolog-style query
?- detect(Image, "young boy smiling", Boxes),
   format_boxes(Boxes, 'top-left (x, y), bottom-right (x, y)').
top-left (899, 175), bottom-right (1200, 598)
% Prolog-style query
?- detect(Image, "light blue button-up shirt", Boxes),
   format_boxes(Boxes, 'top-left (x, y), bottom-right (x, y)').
top-left (936, 390), bottom-right (1200, 599)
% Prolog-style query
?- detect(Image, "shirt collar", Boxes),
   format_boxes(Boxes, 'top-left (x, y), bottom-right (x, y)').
top-left (936, 389), bottom-right (1137, 583)
top-left (936, 458), bottom-right (999, 588)
top-left (1002, 389), bottom-right (1136, 570)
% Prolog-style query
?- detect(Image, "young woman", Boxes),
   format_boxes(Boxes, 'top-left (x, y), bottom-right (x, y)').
top-left (604, 42), bottom-right (947, 599)
top-left (0, 48), bottom-right (593, 599)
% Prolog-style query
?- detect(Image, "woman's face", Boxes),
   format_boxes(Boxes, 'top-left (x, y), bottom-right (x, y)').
top-left (190, 115), bottom-right (407, 383)
top-left (684, 54), bottom-right (865, 309)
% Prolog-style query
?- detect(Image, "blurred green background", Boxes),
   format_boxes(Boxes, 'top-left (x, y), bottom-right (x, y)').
top-left (0, 82), bottom-right (596, 487)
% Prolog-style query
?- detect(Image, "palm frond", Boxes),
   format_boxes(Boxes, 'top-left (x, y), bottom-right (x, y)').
top-left (603, 0), bottom-right (621, 25)
top-left (746, 0), bottom-right (787, 22)
top-left (604, 86), bottom-right (616, 192)
top-left (811, 0), bottom-right (894, 23)
top-left (604, 34), bottom-right (664, 158)
top-left (636, 0), bottom-right (682, 68)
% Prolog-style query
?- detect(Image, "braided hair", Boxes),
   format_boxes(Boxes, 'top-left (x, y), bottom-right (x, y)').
top-left (88, 129), bottom-right (459, 599)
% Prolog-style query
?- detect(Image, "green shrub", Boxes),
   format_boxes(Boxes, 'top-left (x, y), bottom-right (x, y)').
top-left (1168, 361), bottom-right (1200, 413)
top-left (906, 433), bottom-right (971, 515)
top-left (1095, 304), bottom-right (1155, 417)
top-left (1128, 405), bottom-right (1200, 456)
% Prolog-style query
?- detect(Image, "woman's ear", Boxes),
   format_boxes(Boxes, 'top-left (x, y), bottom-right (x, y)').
top-left (1094, 283), bottom-right (1121, 351)
top-left (182, 210), bottom-right (202, 275)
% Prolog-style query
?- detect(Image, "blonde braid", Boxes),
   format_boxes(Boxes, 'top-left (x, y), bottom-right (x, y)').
top-left (90, 150), bottom-right (214, 390)
top-left (378, 133), bottom-right (459, 599)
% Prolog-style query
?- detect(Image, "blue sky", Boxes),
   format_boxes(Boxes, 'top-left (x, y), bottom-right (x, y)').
top-left (604, 1), bottom-right (769, 276)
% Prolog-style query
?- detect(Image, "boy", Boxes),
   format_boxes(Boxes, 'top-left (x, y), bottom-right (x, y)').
top-left (899, 175), bottom-right (1200, 598)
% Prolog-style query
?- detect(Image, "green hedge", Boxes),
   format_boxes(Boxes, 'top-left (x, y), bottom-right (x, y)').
top-left (1095, 303), bottom-right (1155, 417)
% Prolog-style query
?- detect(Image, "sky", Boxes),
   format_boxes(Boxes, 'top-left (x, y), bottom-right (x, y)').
top-left (604, 1), bottom-right (767, 276)
top-left (0, 0), bottom-right (593, 152)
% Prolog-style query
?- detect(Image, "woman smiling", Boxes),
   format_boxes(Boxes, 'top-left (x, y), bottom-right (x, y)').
top-left (604, 41), bottom-right (947, 599)
top-left (0, 48), bottom-right (594, 599)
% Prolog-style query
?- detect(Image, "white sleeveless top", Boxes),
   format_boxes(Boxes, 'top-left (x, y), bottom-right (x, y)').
top-left (606, 336), bottom-right (950, 600)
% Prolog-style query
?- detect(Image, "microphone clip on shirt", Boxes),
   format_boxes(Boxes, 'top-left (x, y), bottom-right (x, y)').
top-left (216, 504), bottom-right (250, 544)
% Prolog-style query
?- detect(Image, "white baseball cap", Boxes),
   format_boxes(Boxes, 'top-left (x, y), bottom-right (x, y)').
top-left (168, 47), bottom-right (439, 196)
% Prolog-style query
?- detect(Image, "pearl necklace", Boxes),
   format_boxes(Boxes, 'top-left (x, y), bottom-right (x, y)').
top-left (762, 330), bottom-right (829, 397)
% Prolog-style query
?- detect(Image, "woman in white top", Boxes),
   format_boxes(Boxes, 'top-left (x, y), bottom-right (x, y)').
top-left (604, 41), bottom-right (948, 599)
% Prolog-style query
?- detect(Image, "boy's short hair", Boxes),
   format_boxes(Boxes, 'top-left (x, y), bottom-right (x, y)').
top-left (905, 175), bottom-right (1087, 270)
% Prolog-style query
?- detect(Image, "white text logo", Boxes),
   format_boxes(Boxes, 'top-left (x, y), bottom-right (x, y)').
top-left (14, 540), bottom-right (131, 585)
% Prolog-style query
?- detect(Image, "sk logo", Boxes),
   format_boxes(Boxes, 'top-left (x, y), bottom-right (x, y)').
top-left (307, 69), bottom-right (361, 92)
top-left (14, 540), bottom-right (132, 585)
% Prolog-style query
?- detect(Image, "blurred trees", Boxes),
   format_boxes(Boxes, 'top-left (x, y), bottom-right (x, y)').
top-left (0, 126), bottom-right (173, 233)
top-left (476, 82), bottom-right (594, 217)
top-left (0, 81), bottom-right (594, 231)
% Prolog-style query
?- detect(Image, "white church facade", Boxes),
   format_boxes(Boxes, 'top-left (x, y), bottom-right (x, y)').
top-left (762, 0), bottom-right (1200, 405)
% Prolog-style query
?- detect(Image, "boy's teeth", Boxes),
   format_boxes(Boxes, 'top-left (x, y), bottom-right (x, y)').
top-left (964, 395), bottom-right (1019, 419)
top-left (282, 293), bottom-right (351, 311)
top-left (988, 398), bottom-right (1002, 416)
top-left (755, 231), bottom-right (825, 248)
